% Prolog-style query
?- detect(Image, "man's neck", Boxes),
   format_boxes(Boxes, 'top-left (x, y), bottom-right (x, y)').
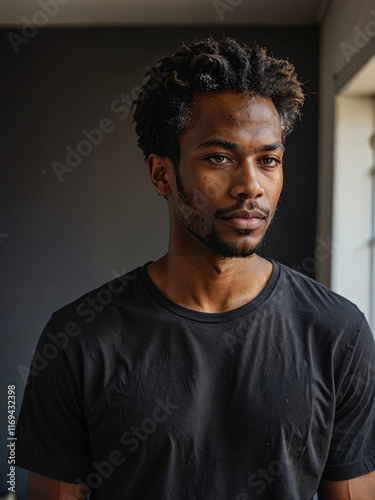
top-left (146, 249), bottom-right (273, 314)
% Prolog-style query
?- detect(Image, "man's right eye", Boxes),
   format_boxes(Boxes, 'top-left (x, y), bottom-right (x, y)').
top-left (205, 155), bottom-right (231, 165)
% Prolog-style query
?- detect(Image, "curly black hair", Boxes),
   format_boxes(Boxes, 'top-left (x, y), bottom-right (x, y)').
top-left (133, 36), bottom-right (305, 166)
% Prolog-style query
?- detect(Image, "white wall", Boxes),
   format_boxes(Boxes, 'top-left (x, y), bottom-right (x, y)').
top-left (332, 95), bottom-right (374, 322)
top-left (318, 0), bottom-right (375, 286)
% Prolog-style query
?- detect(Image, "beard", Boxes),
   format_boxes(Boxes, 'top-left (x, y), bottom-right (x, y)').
top-left (174, 166), bottom-right (275, 259)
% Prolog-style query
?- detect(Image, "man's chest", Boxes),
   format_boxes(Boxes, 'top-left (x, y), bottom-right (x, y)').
top-left (82, 320), bottom-right (334, 472)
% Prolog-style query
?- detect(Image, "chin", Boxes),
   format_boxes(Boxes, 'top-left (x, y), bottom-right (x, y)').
top-left (205, 236), bottom-right (265, 259)
top-left (184, 222), bottom-right (266, 259)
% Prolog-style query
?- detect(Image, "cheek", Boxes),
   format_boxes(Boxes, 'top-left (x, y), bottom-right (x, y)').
top-left (197, 172), bottom-right (231, 201)
top-left (177, 185), bottom-right (211, 230)
top-left (273, 182), bottom-right (283, 202)
top-left (271, 171), bottom-right (283, 194)
top-left (263, 174), bottom-right (283, 209)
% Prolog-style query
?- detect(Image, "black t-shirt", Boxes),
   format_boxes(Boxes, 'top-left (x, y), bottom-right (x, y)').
top-left (15, 260), bottom-right (375, 499)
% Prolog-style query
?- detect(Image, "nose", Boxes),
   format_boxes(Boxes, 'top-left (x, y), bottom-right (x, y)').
top-left (229, 160), bottom-right (265, 200)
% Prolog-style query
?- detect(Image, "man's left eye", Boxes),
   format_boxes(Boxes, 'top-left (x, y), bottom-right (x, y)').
top-left (261, 157), bottom-right (280, 167)
top-left (207, 155), bottom-right (229, 165)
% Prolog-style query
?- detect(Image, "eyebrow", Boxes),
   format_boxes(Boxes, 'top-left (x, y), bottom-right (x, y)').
top-left (259, 142), bottom-right (286, 153)
top-left (195, 138), bottom-right (285, 153)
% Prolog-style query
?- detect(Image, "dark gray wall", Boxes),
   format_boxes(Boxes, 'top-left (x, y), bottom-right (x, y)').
top-left (0, 25), bottom-right (319, 498)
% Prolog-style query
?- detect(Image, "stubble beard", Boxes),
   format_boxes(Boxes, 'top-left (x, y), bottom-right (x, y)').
top-left (174, 166), bottom-right (274, 259)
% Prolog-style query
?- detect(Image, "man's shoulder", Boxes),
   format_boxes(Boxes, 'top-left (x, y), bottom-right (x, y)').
top-left (274, 260), bottom-right (365, 329)
top-left (50, 264), bottom-right (145, 328)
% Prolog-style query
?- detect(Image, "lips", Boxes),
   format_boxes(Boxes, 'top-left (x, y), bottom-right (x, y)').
top-left (221, 210), bottom-right (266, 220)
top-left (220, 209), bottom-right (267, 230)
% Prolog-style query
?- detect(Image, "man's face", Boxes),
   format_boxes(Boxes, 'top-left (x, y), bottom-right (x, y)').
top-left (169, 91), bottom-right (284, 258)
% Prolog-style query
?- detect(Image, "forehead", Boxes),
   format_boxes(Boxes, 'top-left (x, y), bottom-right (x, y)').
top-left (183, 91), bottom-right (282, 145)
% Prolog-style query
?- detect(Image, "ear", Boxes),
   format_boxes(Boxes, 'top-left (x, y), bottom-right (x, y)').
top-left (147, 154), bottom-right (173, 197)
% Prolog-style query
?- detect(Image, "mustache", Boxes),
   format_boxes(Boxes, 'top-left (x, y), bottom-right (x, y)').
top-left (214, 200), bottom-right (270, 219)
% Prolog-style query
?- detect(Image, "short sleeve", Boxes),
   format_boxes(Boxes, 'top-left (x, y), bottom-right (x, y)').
top-left (15, 316), bottom-right (92, 483)
top-left (323, 315), bottom-right (375, 480)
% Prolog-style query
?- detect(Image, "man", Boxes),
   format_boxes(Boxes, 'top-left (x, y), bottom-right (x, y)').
top-left (16, 37), bottom-right (375, 499)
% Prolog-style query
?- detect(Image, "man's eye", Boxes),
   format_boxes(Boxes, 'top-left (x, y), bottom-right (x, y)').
top-left (261, 157), bottom-right (281, 167)
top-left (206, 155), bottom-right (230, 165)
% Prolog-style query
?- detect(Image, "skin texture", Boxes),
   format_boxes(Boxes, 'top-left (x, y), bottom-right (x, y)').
top-left (319, 472), bottom-right (375, 499)
top-left (28, 91), bottom-right (375, 498)
top-left (147, 92), bottom-right (284, 313)
top-left (27, 472), bottom-right (86, 499)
